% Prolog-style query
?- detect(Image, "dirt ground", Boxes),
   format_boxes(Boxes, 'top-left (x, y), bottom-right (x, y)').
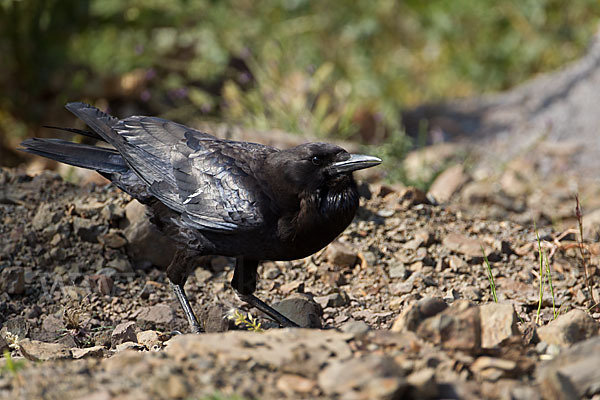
top-left (1, 132), bottom-right (600, 399)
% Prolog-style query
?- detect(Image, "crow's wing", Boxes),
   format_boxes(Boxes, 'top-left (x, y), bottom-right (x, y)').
top-left (110, 116), bottom-right (276, 232)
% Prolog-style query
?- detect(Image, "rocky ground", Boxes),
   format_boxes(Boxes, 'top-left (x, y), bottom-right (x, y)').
top-left (1, 137), bottom-right (600, 400)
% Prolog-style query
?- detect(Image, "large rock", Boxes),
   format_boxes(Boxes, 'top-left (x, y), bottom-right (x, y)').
top-left (111, 321), bottom-right (137, 348)
top-left (480, 303), bottom-right (520, 349)
top-left (537, 336), bottom-right (600, 399)
top-left (537, 309), bottom-right (599, 347)
top-left (123, 200), bottom-right (177, 268)
top-left (416, 300), bottom-right (481, 353)
top-left (272, 294), bottom-right (322, 328)
top-left (391, 297), bottom-right (447, 332)
top-left (0, 266), bottom-right (25, 295)
top-left (318, 354), bottom-right (406, 399)
top-left (19, 339), bottom-right (72, 361)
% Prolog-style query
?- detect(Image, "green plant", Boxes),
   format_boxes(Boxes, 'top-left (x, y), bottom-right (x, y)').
top-left (226, 309), bottom-right (264, 332)
top-left (534, 222), bottom-right (558, 324)
top-left (2, 350), bottom-right (26, 376)
top-left (481, 244), bottom-right (498, 303)
top-left (575, 194), bottom-right (597, 309)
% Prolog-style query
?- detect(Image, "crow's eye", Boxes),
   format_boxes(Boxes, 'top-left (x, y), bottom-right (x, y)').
top-left (311, 155), bottom-right (323, 166)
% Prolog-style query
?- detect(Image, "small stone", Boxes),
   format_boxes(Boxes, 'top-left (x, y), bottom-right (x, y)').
top-left (537, 309), bottom-right (599, 347)
top-left (389, 262), bottom-right (408, 279)
top-left (480, 303), bottom-right (520, 349)
top-left (324, 242), bottom-right (358, 267)
top-left (71, 345), bottom-right (106, 359)
top-left (340, 320), bottom-right (371, 336)
top-left (276, 374), bottom-right (317, 395)
top-left (111, 321), bottom-right (137, 348)
top-left (0, 267), bottom-right (25, 295)
top-left (105, 258), bottom-right (132, 272)
top-left (42, 315), bottom-right (65, 333)
top-left (136, 330), bottom-right (161, 349)
top-left (31, 203), bottom-right (61, 231)
top-left (314, 292), bottom-right (348, 309)
top-left (391, 297), bottom-right (447, 332)
top-left (273, 294), bottom-right (322, 328)
top-left (19, 339), bottom-right (71, 361)
top-left (136, 304), bottom-right (175, 327)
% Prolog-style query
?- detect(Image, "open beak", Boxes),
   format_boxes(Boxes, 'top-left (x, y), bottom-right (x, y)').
top-left (329, 154), bottom-right (382, 174)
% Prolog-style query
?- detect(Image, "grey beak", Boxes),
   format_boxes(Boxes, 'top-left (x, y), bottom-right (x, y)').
top-left (330, 154), bottom-right (382, 174)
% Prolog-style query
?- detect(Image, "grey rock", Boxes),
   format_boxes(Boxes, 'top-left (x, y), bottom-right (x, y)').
top-left (203, 304), bottom-right (230, 333)
top-left (0, 267), bottom-right (24, 295)
top-left (273, 294), bottom-right (322, 328)
top-left (480, 303), bottom-right (520, 349)
top-left (136, 305), bottom-right (175, 327)
top-left (19, 339), bottom-right (72, 361)
top-left (111, 321), bottom-right (137, 348)
top-left (340, 320), bottom-right (371, 336)
top-left (116, 342), bottom-right (145, 352)
top-left (539, 370), bottom-right (579, 400)
top-left (388, 262), bottom-right (408, 279)
top-left (123, 200), bottom-right (177, 268)
top-left (31, 203), bottom-right (61, 231)
top-left (537, 309), bottom-right (599, 347)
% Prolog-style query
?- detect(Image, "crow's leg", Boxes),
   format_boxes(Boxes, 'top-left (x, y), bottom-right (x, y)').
top-left (167, 249), bottom-right (202, 334)
top-left (231, 257), bottom-right (300, 328)
top-left (170, 282), bottom-right (202, 334)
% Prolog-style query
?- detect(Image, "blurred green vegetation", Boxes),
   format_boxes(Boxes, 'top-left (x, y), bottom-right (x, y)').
top-left (1, 0), bottom-right (599, 183)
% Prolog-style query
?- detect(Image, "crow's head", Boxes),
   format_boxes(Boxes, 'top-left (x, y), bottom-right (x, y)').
top-left (266, 142), bottom-right (381, 195)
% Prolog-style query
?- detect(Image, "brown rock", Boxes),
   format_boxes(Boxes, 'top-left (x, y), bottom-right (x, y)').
top-left (428, 164), bottom-right (469, 203)
top-left (19, 339), bottom-right (72, 361)
top-left (136, 304), bottom-right (175, 326)
top-left (276, 374), bottom-right (317, 395)
top-left (0, 267), bottom-right (25, 295)
top-left (537, 336), bottom-right (600, 399)
top-left (318, 354), bottom-right (406, 398)
top-left (324, 242), bottom-right (358, 267)
top-left (537, 309), bottom-right (599, 347)
top-left (406, 368), bottom-right (438, 399)
top-left (71, 345), bottom-right (106, 359)
top-left (391, 297), bottom-right (447, 332)
top-left (416, 300), bottom-right (481, 352)
top-left (136, 330), bottom-right (162, 349)
top-left (203, 304), bottom-right (231, 333)
top-left (480, 303), bottom-right (520, 349)
top-left (471, 357), bottom-right (517, 381)
top-left (442, 232), bottom-right (491, 258)
top-left (111, 321), bottom-right (137, 348)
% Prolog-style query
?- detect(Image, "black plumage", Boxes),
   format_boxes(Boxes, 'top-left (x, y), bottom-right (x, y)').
top-left (20, 102), bottom-right (381, 331)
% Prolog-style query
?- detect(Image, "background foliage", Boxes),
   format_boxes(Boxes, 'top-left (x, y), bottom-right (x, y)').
top-left (1, 0), bottom-right (599, 182)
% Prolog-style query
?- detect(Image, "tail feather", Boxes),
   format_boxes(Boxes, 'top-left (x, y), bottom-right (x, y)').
top-left (42, 125), bottom-right (104, 141)
top-left (64, 102), bottom-right (123, 147)
top-left (19, 138), bottom-right (128, 173)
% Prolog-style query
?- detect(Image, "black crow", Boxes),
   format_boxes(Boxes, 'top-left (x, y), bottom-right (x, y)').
top-left (20, 103), bottom-right (381, 332)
